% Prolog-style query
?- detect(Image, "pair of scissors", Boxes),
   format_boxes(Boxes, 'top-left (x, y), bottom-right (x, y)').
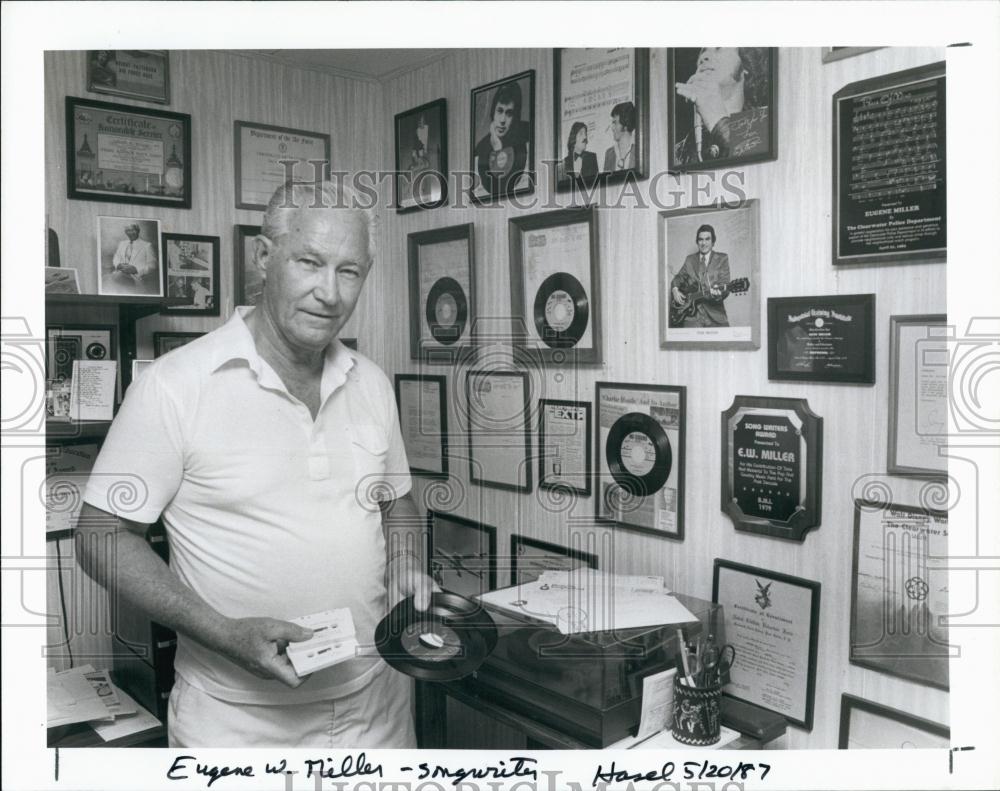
top-left (702, 644), bottom-right (736, 686)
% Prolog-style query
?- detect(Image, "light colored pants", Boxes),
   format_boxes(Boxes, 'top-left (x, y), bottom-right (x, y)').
top-left (167, 666), bottom-right (416, 748)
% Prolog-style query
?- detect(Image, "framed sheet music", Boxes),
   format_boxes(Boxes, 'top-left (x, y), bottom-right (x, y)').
top-left (538, 399), bottom-right (592, 497)
top-left (427, 511), bottom-right (497, 597)
top-left (465, 369), bottom-right (531, 493)
top-left (510, 535), bottom-right (598, 586)
top-left (394, 374), bottom-right (448, 479)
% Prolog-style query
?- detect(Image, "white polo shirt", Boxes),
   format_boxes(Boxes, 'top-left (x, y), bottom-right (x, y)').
top-left (84, 308), bottom-right (411, 704)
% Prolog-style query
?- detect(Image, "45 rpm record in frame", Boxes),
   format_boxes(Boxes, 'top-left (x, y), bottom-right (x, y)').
top-left (532, 271), bottom-right (589, 348)
top-left (425, 276), bottom-right (468, 345)
top-left (606, 411), bottom-right (672, 496)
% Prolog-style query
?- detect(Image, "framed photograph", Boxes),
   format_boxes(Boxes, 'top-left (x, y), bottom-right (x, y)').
top-left (394, 98), bottom-right (448, 212)
top-left (713, 559), bottom-right (821, 731)
top-left (394, 374), bottom-right (448, 479)
top-left (667, 48), bottom-right (778, 172)
top-left (96, 216), bottom-right (162, 297)
top-left (850, 500), bottom-right (950, 690)
top-left (821, 47), bottom-right (883, 64)
top-left (465, 369), bottom-right (532, 493)
top-left (470, 70), bottom-right (535, 202)
top-left (595, 381), bottom-right (686, 540)
top-left (153, 331), bottom-right (204, 358)
top-left (46, 325), bottom-right (117, 383)
top-left (833, 62), bottom-right (946, 266)
top-left (234, 121), bottom-right (331, 211)
top-left (721, 395), bottom-right (823, 541)
top-left (86, 50), bottom-right (170, 104)
top-left (160, 233), bottom-right (220, 316)
top-left (838, 694), bottom-right (949, 749)
top-left (888, 314), bottom-right (948, 477)
top-left (45, 267), bottom-right (80, 295)
top-left (234, 224), bottom-right (263, 307)
top-left (67, 97), bottom-right (191, 208)
top-left (553, 48), bottom-right (649, 189)
top-left (408, 223), bottom-right (476, 364)
top-left (509, 206), bottom-right (602, 364)
top-left (538, 399), bottom-right (592, 497)
top-left (767, 293), bottom-right (876, 384)
top-left (510, 535), bottom-right (598, 586)
top-left (659, 200), bottom-right (759, 350)
top-left (427, 511), bottom-right (497, 597)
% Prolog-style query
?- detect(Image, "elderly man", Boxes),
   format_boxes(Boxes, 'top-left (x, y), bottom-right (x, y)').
top-left (110, 222), bottom-right (157, 291)
top-left (77, 179), bottom-right (432, 748)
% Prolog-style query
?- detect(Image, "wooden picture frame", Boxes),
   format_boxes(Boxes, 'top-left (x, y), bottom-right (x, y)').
top-left (466, 369), bottom-right (532, 493)
top-left (86, 50), bottom-right (170, 104)
top-left (838, 694), bottom-right (949, 749)
top-left (538, 399), bottom-right (592, 497)
top-left (160, 233), bottom-right (220, 316)
top-left (394, 374), bottom-right (449, 479)
top-left (394, 98), bottom-right (448, 212)
top-left (67, 97), bottom-right (191, 208)
top-left (233, 224), bottom-right (263, 307)
top-left (153, 331), bottom-right (204, 358)
top-left (234, 121), bottom-right (331, 211)
top-left (470, 70), bottom-right (535, 203)
top-left (509, 205), bottom-right (602, 364)
top-left (510, 534), bottom-right (598, 586)
top-left (427, 511), bottom-right (497, 597)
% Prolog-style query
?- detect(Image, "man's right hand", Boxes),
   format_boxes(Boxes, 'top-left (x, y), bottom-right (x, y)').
top-left (217, 617), bottom-right (314, 688)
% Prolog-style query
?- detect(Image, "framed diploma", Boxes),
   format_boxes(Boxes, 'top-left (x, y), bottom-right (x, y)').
top-left (838, 694), bottom-right (949, 749)
top-left (394, 374), bottom-right (448, 479)
top-left (233, 224), bottom-right (263, 307)
top-left (552, 48), bottom-right (649, 190)
top-left (888, 314), bottom-right (948, 477)
top-left (538, 399), bottom-right (592, 497)
top-left (510, 535), bottom-right (598, 586)
top-left (466, 370), bottom-right (532, 493)
top-left (86, 50), bottom-right (170, 104)
top-left (67, 97), bottom-right (191, 209)
top-left (850, 500), bottom-right (950, 690)
top-left (833, 62), bottom-right (946, 266)
top-left (509, 206), bottom-right (601, 364)
top-left (712, 559), bottom-right (821, 730)
top-left (234, 121), bottom-right (331, 211)
top-left (160, 233), bottom-right (221, 316)
top-left (721, 395), bottom-right (823, 541)
top-left (767, 294), bottom-right (876, 384)
top-left (595, 381), bottom-right (686, 540)
top-left (394, 98), bottom-right (448, 212)
top-left (470, 70), bottom-right (535, 203)
top-left (428, 511), bottom-right (497, 597)
top-left (659, 201), bottom-right (760, 350)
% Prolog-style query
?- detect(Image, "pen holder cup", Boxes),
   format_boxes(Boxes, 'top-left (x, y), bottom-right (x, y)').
top-left (671, 676), bottom-right (723, 746)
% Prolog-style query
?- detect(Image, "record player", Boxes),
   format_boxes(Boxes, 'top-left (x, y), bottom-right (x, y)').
top-left (470, 592), bottom-right (724, 747)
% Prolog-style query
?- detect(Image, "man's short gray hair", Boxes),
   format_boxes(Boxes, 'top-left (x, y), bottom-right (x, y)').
top-left (261, 179), bottom-right (378, 264)
top-left (125, 222), bottom-right (141, 233)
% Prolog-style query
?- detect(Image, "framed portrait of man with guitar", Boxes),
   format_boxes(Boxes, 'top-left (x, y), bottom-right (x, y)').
top-left (658, 200), bottom-right (760, 350)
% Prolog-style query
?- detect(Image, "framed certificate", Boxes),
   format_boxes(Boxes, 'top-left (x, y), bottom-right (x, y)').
top-left (234, 121), bottom-right (331, 211)
top-left (833, 62), bottom-right (946, 266)
top-left (465, 369), bottom-right (532, 493)
top-left (233, 224), bottom-right (263, 307)
top-left (767, 294), bottom-right (876, 384)
top-left (552, 48), bottom-right (649, 190)
top-left (888, 314), bottom-right (948, 477)
top-left (510, 535), bottom-right (598, 586)
top-left (394, 374), bottom-right (448, 479)
top-left (850, 500), bottom-right (950, 690)
top-left (713, 559), bottom-right (821, 730)
top-left (160, 233), bottom-right (220, 316)
top-left (428, 511), bottom-right (497, 597)
top-left (509, 206), bottom-right (601, 364)
top-left (408, 223), bottom-right (476, 364)
top-left (538, 399), bottom-right (592, 497)
top-left (838, 694), bottom-right (949, 749)
top-left (595, 381), bottom-right (686, 540)
top-left (470, 70), bottom-right (535, 203)
top-left (86, 50), bottom-right (170, 104)
top-left (394, 98), bottom-right (448, 212)
top-left (721, 395), bottom-right (823, 541)
top-left (67, 97), bottom-right (191, 209)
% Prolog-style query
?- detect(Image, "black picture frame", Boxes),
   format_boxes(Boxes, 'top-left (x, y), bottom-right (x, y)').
top-left (838, 694), bottom-right (949, 749)
top-left (509, 205), bottom-right (602, 364)
top-left (595, 381), bottom-right (686, 540)
top-left (233, 224), bottom-right (263, 307)
top-left (153, 331), bottom-right (204, 358)
top-left (160, 233), bottom-right (221, 317)
top-left (552, 48), bottom-right (649, 191)
top-left (394, 98), bottom-right (448, 213)
top-left (66, 97), bottom-right (191, 209)
top-left (46, 324), bottom-right (118, 383)
top-left (394, 374), bottom-right (449, 479)
top-left (538, 399), bottom-right (592, 497)
top-left (233, 121), bottom-right (331, 211)
top-left (408, 223), bottom-right (476, 364)
top-left (767, 294), bottom-right (876, 384)
top-left (86, 50), bottom-right (170, 104)
top-left (666, 48), bottom-right (778, 173)
top-left (469, 70), bottom-right (535, 203)
top-left (721, 395), bottom-right (823, 541)
top-left (713, 559), bottom-right (821, 731)
top-left (465, 369), bottom-right (532, 493)
top-left (427, 511), bottom-right (497, 597)
top-left (510, 535), bottom-right (599, 586)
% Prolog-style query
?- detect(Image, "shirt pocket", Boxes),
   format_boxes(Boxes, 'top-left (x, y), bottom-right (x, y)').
top-left (348, 424), bottom-right (392, 506)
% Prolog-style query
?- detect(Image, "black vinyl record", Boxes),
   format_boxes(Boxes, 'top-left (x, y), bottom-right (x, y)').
top-left (425, 276), bottom-right (468, 346)
top-left (606, 411), bottom-right (672, 497)
top-left (532, 272), bottom-right (589, 349)
top-left (375, 591), bottom-right (497, 682)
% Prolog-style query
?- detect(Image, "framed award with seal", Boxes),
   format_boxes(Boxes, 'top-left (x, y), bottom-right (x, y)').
top-left (595, 381), bottom-right (686, 540)
top-left (408, 223), bottom-right (476, 365)
top-left (721, 395), bottom-right (823, 541)
top-left (509, 206), bottom-right (601, 364)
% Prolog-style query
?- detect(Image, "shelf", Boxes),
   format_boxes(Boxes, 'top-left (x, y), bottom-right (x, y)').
top-left (47, 419), bottom-right (112, 443)
top-left (47, 294), bottom-right (191, 322)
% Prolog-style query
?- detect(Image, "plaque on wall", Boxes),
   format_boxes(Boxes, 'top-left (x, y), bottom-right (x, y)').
top-left (721, 395), bottom-right (823, 541)
top-left (394, 374), bottom-right (448, 479)
top-left (465, 369), bottom-right (532, 493)
top-left (833, 62), bottom-right (946, 266)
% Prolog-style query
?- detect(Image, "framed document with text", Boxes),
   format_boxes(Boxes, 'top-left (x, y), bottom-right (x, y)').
top-left (86, 50), bottom-right (170, 104)
top-left (538, 399), bottom-right (592, 497)
top-left (234, 121), bottom-right (331, 210)
top-left (838, 694), bottom-right (949, 749)
top-left (428, 511), bottom-right (497, 597)
top-left (394, 374), bottom-right (448, 479)
top-left (465, 370), bottom-right (531, 493)
top-left (510, 535), bottom-right (598, 586)
top-left (713, 559), bottom-right (821, 730)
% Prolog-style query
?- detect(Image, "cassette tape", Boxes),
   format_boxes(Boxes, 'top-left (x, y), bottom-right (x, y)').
top-left (286, 608), bottom-right (359, 677)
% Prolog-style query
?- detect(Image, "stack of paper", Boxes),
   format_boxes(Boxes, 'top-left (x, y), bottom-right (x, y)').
top-left (286, 608), bottom-right (359, 676)
top-left (47, 664), bottom-right (136, 728)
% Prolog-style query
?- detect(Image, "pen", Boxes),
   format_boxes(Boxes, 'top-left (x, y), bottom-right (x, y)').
top-left (677, 628), bottom-right (693, 685)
